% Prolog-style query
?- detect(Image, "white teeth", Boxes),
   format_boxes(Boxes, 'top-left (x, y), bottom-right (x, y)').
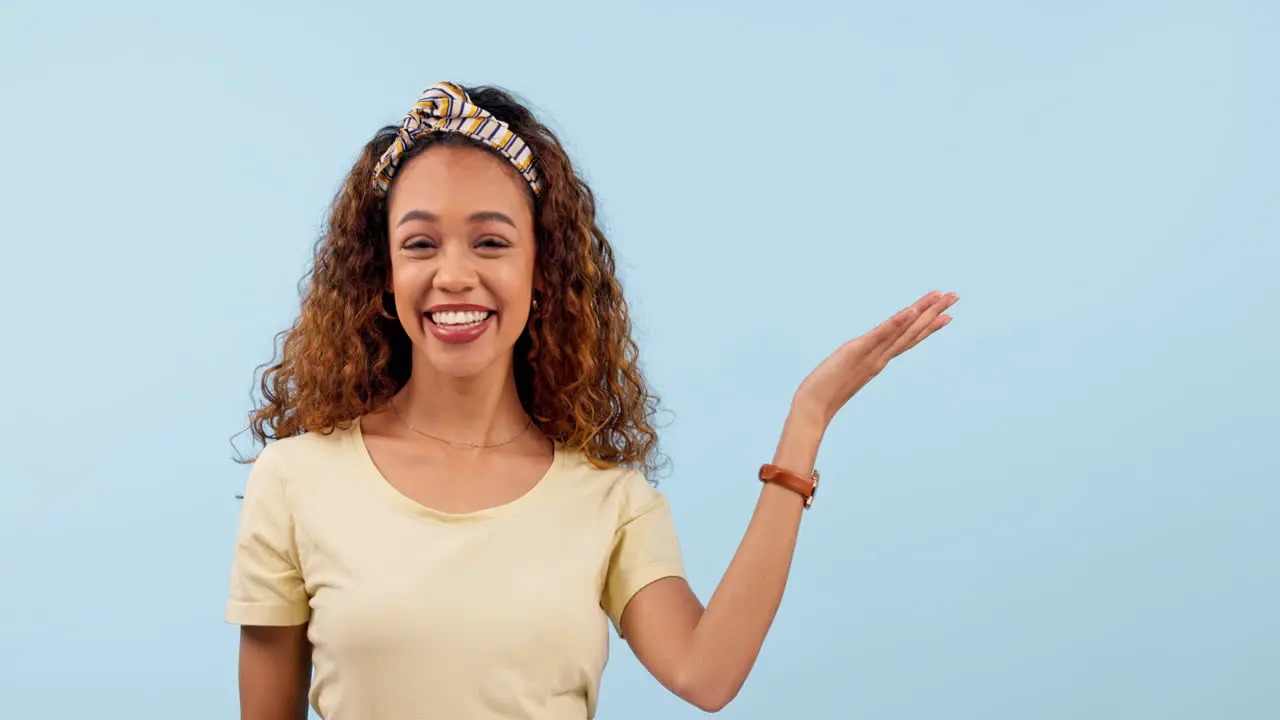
top-left (431, 310), bottom-right (490, 326)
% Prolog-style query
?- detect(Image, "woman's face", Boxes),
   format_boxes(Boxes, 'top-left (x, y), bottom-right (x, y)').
top-left (385, 144), bottom-right (538, 381)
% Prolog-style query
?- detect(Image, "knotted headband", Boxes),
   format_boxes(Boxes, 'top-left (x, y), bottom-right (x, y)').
top-left (372, 81), bottom-right (544, 197)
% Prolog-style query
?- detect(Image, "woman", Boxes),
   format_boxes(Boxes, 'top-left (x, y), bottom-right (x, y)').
top-left (227, 81), bottom-right (957, 719)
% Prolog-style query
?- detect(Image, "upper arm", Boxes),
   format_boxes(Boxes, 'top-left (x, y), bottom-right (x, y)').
top-left (619, 576), bottom-right (704, 699)
top-left (239, 624), bottom-right (312, 720)
top-left (227, 449), bottom-right (310, 626)
top-left (229, 448), bottom-right (313, 718)
top-left (601, 472), bottom-right (704, 700)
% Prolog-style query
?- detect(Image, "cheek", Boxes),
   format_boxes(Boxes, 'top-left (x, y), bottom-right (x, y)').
top-left (498, 266), bottom-right (535, 311)
top-left (389, 259), bottom-right (426, 294)
top-left (389, 263), bottom-right (428, 320)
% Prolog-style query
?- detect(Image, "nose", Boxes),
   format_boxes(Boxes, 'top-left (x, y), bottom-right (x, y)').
top-left (432, 244), bottom-right (478, 294)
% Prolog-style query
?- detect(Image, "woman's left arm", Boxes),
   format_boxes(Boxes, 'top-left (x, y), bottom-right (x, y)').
top-left (621, 290), bottom-right (959, 713)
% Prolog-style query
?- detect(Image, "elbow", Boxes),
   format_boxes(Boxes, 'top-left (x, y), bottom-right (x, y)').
top-left (674, 672), bottom-right (741, 714)
top-left (692, 695), bottom-right (734, 714)
top-left (688, 687), bottom-right (737, 714)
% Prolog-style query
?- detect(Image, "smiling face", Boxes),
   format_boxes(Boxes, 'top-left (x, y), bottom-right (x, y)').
top-left (385, 142), bottom-right (539, 381)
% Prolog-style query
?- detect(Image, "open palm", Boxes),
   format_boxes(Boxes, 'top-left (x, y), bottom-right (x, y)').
top-left (796, 291), bottom-right (959, 424)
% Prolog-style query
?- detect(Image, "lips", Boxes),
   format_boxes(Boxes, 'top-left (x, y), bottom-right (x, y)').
top-left (423, 304), bottom-right (496, 345)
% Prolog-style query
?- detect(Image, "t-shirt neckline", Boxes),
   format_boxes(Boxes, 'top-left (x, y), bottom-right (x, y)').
top-left (348, 416), bottom-right (565, 522)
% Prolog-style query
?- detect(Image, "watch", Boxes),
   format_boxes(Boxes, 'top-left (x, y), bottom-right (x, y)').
top-left (758, 463), bottom-right (819, 509)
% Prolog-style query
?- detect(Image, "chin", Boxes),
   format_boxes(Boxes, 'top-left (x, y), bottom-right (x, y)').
top-left (425, 352), bottom-right (503, 379)
top-left (414, 338), bottom-right (514, 380)
top-left (410, 313), bottom-right (522, 380)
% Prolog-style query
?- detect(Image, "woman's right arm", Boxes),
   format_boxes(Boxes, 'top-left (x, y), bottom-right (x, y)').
top-left (239, 625), bottom-right (312, 720)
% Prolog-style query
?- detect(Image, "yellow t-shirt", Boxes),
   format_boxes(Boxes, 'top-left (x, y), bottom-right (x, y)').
top-left (226, 419), bottom-right (684, 719)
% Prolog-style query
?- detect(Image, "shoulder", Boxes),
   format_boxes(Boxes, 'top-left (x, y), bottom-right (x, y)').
top-left (250, 422), bottom-right (360, 487)
top-left (259, 422), bottom-right (356, 460)
top-left (555, 446), bottom-right (668, 522)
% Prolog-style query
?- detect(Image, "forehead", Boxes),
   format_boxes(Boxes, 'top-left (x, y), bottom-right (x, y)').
top-left (387, 144), bottom-right (533, 220)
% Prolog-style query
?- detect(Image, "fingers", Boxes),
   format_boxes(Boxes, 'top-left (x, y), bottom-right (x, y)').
top-left (870, 305), bottom-right (920, 345)
top-left (881, 291), bottom-right (958, 361)
top-left (907, 291), bottom-right (942, 314)
top-left (867, 293), bottom-right (934, 354)
top-left (899, 312), bottom-right (952, 355)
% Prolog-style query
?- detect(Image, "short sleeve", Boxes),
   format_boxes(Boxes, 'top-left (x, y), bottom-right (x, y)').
top-left (226, 446), bottom-right (310, 626)
top-left (601, 471), bottom-right (685, 635)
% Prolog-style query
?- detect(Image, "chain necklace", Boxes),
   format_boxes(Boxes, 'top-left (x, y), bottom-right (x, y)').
top-left (389, 398), bottom-right (534, 449)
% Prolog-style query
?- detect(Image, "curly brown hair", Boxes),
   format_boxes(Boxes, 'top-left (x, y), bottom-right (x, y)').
top-left (244, 84), bottom-right (663, 474)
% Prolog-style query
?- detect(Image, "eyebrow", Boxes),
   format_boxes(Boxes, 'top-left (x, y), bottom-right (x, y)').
top-left (395, 209), bottom-right (518, 229)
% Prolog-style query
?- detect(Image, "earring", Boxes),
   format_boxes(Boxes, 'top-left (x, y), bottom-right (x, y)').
top-left (380, 292), bottom-right (398, 320)
top-left (531, 295), bottom-right (540, 311)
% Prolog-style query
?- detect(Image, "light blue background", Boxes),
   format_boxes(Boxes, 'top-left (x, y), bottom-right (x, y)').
top-left (1, 1), bottom-right (1276, 717)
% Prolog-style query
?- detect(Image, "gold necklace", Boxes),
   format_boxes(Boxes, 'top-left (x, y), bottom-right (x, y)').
top-left (389, 398), bottom-right (534, 449)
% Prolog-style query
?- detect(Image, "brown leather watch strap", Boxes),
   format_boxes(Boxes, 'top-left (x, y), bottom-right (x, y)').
top-left (758, 464), bottom-right (819, 509)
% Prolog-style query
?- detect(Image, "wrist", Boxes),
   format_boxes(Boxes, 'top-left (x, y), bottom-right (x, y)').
top-left (787, 394), bottom-right (832, 433)
top-left (774, 406), bottom-right (827, 475)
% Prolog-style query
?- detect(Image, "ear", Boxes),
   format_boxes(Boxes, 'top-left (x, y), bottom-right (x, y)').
top-left (532, 264), bottom-right (546, 294)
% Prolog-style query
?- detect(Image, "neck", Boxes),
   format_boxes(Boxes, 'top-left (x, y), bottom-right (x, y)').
top-left (395, 356), bottom-right (529, 447)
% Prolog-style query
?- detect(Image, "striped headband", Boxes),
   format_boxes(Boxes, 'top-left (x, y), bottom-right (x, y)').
top-left (372, 81), bottom-right (544, 197)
